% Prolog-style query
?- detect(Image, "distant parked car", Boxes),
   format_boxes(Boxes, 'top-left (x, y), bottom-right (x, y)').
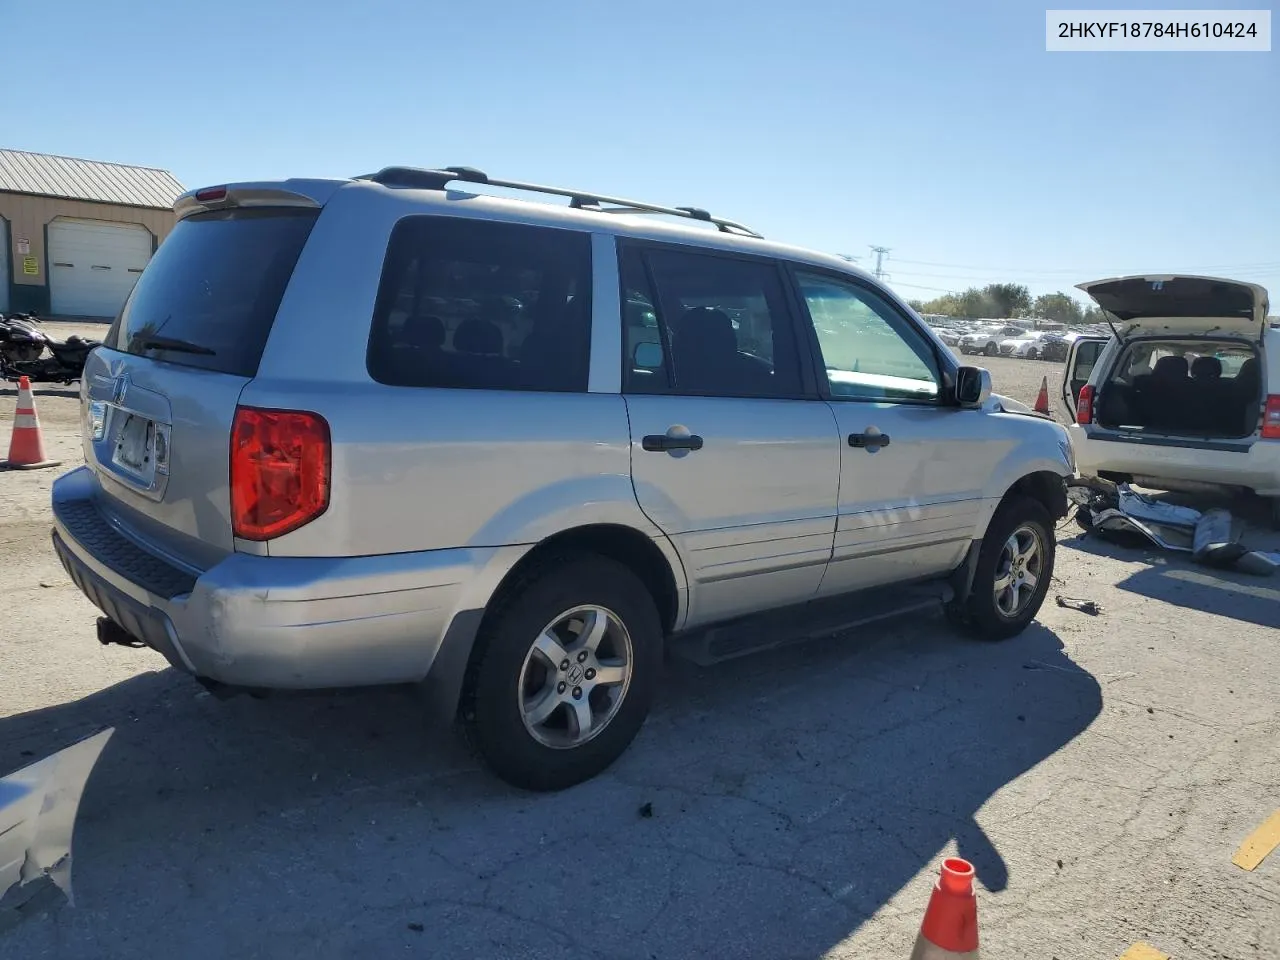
top-left (960, 325), bottom-right (1027, 356)
top-left (999, 333), bottom-right (1049, 359)
top-left (999, 332), bottom-right (1070, 362)
top-left (1039, 334), bottom-right (1070, 362)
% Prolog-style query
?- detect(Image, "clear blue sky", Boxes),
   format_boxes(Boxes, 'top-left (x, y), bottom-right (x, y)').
top-left (4, 0), bottom-right (1277, 305)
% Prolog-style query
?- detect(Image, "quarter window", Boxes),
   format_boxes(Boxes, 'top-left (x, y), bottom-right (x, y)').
top-left (367, 217), bottom-right (592, 392)
top-left (795, 272), bottom-right (940, 402)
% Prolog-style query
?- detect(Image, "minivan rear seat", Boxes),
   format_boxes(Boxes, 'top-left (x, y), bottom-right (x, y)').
top-left (1132, 355), bottom-right (1192, 431)
top-left (1116, 353), bottom-right (1262, 437)
top-left (1188, 356), bottom-right (1234, 434)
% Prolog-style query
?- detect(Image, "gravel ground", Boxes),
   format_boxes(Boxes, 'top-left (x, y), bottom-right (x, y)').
top-left (2, 346), bottom-right (1277, 960)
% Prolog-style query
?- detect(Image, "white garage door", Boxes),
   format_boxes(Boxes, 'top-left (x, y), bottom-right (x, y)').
top-left (49, 218), bottom-right (152, 318)
top-left (0, 217), bottom-right (9, 313)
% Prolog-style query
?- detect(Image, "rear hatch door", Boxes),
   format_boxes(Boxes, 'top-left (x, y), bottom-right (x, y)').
top-left (83, 197), bottom-right (321, 569)
top-left (1078, 275), bottom-right (1270, 341)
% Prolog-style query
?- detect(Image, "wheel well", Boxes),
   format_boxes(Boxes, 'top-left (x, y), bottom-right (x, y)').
top-left (489, 524), bottom-right (680, 635)
top-left (1000, 471), bottom-right (1068, 520)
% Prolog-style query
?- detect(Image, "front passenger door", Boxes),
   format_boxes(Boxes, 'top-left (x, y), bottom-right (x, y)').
top-left (790, 270), bottom-right (1012, 596)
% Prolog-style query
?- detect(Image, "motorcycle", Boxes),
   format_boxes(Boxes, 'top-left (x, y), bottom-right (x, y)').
top-left (0, 312), bottom-right (102, 384)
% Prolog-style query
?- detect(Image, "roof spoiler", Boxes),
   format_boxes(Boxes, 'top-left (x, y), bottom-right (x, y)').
top-left (174, 180), bottom-right (338, 219)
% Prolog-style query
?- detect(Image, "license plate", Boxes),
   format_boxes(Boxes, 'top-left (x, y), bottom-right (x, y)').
top-left (112, 414), bottom-right (155, 478)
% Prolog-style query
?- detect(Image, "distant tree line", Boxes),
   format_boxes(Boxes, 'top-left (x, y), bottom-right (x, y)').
top-left (906, 283), bottom-right (1105, 326)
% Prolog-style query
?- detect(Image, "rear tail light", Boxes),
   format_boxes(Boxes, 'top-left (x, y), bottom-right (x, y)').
top-left (195, 186), bottom-right (228, 202)
top-left (230, 407), bottom-right (330, 541)
top-left (1076, 384), bottom-right (1094, 425)
top-left (1262, 395), bottom-right (1280, 440)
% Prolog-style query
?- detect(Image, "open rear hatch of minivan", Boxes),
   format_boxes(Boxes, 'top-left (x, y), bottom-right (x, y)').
top-left (1078, 274), bottom-right (1269, 341)
top-left (1076, 275), bottom-right (1271, 442)
top-left (77, 186), bottom-right (325, 573)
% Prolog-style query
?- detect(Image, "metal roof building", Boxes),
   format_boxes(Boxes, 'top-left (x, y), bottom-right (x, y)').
top-left (1, 149), bottom-right (185, 319)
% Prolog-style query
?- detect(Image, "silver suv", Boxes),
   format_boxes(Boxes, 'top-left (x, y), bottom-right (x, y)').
top-left (52, 167), bottom-right (1073, 790)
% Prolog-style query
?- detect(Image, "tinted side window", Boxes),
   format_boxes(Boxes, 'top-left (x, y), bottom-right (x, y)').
top-left (109, 208), bottom-right (318, 378)
top-left (622, 247), bottom-right (802, 398)
top-left (795, 271), bottom-right (940, 402)
top-left (367, 217), bottom-right (592, 392)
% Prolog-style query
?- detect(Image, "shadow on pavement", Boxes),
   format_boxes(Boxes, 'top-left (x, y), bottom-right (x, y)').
top-left (0, 617), bottom-right (1101, 959)
top-left (1061, 489), bottom-right (1280, 630)
top-left (1074, 540), bottom-right (1280, 629)
top-left (0, 384), bottom-right (80, 399)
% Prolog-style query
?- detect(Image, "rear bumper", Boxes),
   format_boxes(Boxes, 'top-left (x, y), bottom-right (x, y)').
top-left (1069, 425), bottom-right (1280, 496)
top-left (52, 466), bottom-right (498, 689)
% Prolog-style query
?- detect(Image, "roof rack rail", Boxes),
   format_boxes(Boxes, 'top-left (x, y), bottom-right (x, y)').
top-left (354, 165), bottom-right (763, 239)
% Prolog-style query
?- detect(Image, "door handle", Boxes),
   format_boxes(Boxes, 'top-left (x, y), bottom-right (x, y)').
top-left (848, 432), bottom-right (891, 449)
top-left (642, 434), bottom-right (704, 452)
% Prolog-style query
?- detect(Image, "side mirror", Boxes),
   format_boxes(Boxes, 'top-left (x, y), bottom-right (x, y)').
top-left (955, 366), bottom-right (991, 408)
top-left (633, 341), bottom-right (663, 370)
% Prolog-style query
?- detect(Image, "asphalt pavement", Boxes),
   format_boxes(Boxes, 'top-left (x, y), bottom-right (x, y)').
top-left (1, 356), bottom-right (1277, 959)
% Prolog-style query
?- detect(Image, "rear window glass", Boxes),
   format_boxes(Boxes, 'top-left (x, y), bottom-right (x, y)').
top-left (107, 208), bottom-right (318, 378)
top-left (366, 216), bottom-right (592, 393)
top-left (1109, 340), bottom-right (1256, 385)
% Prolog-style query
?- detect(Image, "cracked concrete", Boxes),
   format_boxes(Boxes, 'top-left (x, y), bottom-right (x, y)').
top-left (2, 361), bottom-right (1278, 959)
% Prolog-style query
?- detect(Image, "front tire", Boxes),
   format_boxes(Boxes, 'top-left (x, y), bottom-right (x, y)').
top-left (948, 496), bottom-right (1055, 640)
top-left (463, 555), bottom-right (662, 791)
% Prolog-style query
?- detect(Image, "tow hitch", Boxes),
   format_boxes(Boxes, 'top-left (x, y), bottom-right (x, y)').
top-left (95, 617), bottom-right (146, 649)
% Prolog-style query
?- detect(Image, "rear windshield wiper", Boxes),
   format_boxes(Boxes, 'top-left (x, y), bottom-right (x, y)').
top-left (132, 335), bottom-right (217, 356)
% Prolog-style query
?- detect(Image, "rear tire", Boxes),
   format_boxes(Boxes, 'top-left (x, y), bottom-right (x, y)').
top-left (984, 343), bottom-right (999, 356)
top-left (463, 555), bottom-right (662, 791)
top-left (948, 496), bottom-right (1055, 641)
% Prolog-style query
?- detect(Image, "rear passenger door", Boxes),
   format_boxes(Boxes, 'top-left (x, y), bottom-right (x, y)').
top-left (620, 244), bottom-right (840, 628)
top-left (1061, 336), bottom-right (1109, 419)
top-left (788, 269), bottom-right (1007, 595)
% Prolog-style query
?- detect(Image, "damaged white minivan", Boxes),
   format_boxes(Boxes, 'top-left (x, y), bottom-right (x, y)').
top-left (1062, 275), bottom-right (1280, 526)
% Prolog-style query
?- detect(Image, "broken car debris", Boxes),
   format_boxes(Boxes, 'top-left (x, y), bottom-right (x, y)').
top-left (1068, 478), bottom-right (1279, 575)
top-left (0, 728), bottom-right (113, 927)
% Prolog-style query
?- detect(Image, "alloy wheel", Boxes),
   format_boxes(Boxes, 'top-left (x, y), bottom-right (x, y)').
top-left (992, 524), bottom-right (1044, 618)
top-left (517, 604), bottom-right (633, 749)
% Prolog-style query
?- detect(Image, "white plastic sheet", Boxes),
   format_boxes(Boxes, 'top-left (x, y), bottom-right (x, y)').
top-left (1073, 481), bottom-right (1276, 575)
top-left (0, 727), bottom-right (113, 911)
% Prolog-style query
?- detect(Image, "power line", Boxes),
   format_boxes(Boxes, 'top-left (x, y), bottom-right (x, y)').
top-left (890, 269), bottom-right (1088, 282)
top-left (890, 257), bottom-right (1280, 275)
top-left (887, 281), bottom-right (958, 293)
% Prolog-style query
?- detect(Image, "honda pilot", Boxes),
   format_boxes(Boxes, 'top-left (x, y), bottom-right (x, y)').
top-left (52, 166), bottom-right (1074, 790)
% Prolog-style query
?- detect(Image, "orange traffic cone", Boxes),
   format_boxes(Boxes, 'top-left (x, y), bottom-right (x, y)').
top-left (1, 376), bottom-right (61, 470)
top-left (910, 857), bottom-right (979, 959)
top-left (1033, 376), bottom-right (1050, 416)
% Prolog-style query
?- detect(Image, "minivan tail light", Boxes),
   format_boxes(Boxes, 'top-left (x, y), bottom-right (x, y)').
top-left (1262, 395), bottom-right (1280, 440)
top-left (230, 407), bottom-right (330, 541)
top-left (195, 186), bottom-right (227, 202)
top-left (1076, 385), bottom-right (1095, 425)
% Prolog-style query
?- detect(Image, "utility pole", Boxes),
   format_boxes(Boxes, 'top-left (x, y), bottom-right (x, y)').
top-left (868, 245), bottom-right (890, 280)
